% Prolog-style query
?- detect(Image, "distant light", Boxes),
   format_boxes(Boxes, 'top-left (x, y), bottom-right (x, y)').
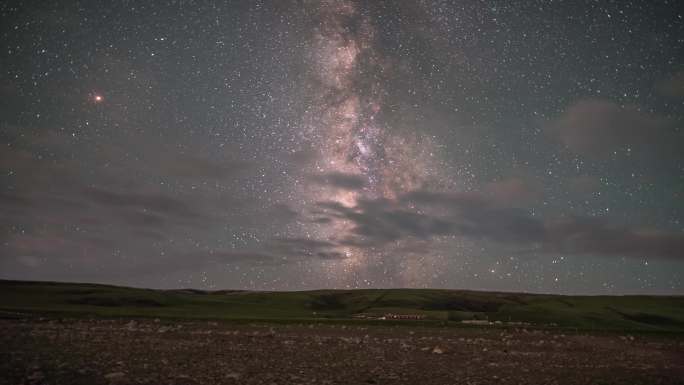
top-left (93, 94), bottom-right (104, 103)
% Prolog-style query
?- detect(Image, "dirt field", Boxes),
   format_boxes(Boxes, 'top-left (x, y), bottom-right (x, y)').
top-left (1, 318), bottom-right (683, 385)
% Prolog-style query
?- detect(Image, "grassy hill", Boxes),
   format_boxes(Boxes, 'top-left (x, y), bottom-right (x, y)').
top-left (1, 279), bottom-right (683, 332)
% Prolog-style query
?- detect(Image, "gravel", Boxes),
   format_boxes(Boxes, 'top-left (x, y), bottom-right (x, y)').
top-left (1, 318), bottom-right (682, 385)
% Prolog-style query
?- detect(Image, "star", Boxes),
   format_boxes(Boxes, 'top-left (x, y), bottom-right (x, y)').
top-left (0, 0), bottom-right (681, 293)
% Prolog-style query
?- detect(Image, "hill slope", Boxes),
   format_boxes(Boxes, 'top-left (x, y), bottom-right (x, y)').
top-left (1, 280), bottom-right (683, 332)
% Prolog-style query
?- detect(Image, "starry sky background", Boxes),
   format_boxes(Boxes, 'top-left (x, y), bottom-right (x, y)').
top-left (1, 0), bottom-right (683, 294)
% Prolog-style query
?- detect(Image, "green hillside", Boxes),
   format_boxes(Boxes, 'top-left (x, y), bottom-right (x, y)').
top-left (1, 280), bottom-right (683, 332)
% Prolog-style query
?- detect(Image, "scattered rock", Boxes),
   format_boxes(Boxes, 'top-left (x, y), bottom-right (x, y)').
top-left (104, 371), bottom-right (126, 380)
top-left (431, 346), bottom-right (445, 354)
top-left (27, 371), bottom-right (44, 381)
top-left (3, 318), bottom-right (682, 385)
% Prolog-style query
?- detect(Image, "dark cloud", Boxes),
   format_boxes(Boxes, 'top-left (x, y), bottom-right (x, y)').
top-left (0, 192), bottom-right (31, 208)
top-left (318, 192), bottom-right (537, 245)
top-left (315, 189), bottom-right (684, 260)
top-left (84, 187), bottom-right (198, 218)
top-left (402, 191), bottom-right (546, 244)
top-left (311, 217), bottom-right (333, 224)
top-left (161, 155), bottom-right (251, 179)
top-left (544, 218), bottom-right (684, 259)
top-left (482, 177), bottom-right (543, 207)
top-left (120, 210), bottom-right (166, 227)
top-left (132, 230), bottom-right (168, 241)
top-left (267, 238), bottom-right (346, 260)
top-left (268, 203), bottom-right (299, 223)
top-left (548, 99), bottom-right (680, 160)
top-left (315, 251), bottom-right (346, 260)
top-left (0, 135), bottom-right (257, 273)
top-left (307, 171), bottom-right (367, 190)
top-left (400, 190), bottom-right (489, 208)
top-left (657, 71), bottom-right (684, 98)
top-left (271, 237), bottom-right (338, 249)
top-left (191, 250), bottom-right (279, 264)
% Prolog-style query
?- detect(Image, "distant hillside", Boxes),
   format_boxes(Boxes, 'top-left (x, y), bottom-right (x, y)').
top-left (1, 280), bottom-right (683, 332)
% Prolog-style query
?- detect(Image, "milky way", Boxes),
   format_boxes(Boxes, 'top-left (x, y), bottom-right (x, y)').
top-left (1, 0), bottom-right (683, 293)
top-left (291, 1), bottom-right (453, 287)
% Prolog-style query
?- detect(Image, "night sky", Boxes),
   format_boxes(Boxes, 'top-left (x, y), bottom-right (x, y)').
top-left (1, 0), bottom-right (683, 294)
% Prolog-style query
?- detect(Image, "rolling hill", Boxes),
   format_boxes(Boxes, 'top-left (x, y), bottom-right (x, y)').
top-left (1, 279), bottom-right (683, 332)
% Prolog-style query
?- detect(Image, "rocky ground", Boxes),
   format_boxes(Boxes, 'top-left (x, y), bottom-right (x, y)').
top-left (1, 317), bottom-right (683, 385)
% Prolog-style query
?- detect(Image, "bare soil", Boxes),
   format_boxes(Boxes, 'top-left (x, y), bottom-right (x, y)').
top-left (1, 318), bottom-right (683, 385)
